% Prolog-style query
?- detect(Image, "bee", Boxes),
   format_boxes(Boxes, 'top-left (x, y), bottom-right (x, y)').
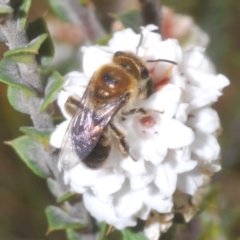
top-left (59, 51), bottom-right (151, 169)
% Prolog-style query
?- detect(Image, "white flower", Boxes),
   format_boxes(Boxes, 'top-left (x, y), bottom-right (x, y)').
top-left (50, 25), bottom-right (229, 239)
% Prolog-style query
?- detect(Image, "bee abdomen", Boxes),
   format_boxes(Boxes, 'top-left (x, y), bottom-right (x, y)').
top-left (83, 129), bottom-right (111, 169)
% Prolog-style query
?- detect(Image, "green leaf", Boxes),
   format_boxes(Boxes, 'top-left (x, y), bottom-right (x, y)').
top-left (47, 178), bottom-right (63, 199)
top-left (122, 228), bottom-right (147, 240)
top-left (99, 222), bottom-right (107, 240)
top-left (0, 59), bottom-right (37, 96)
top-left (27, 17), bottom-right (54, 65)
top-left (40, 70), bottom-right (65, 112)
top-left (3, 34), bottom-right (48, 64)
top-left (57, 192), bottom-right (77, 204)
top-left (47, 179), bottom-right (77, 203)
top-left (66, 228), bottom-right (82, 240)
top-left (46, 206), bottom-right (86, 233)
top-left (17, 0), bottom-right (32, 31)
top-left (0, 4), bottom-right (13, 14)
top-left (7, 86), bottom-right (31, 114)
top-left (113, 10), bottom-right (142, 33)
top-left (0, 73), bottom-right (37, 96)
top-left (49, 0), bottom-right (80, 23)
top-left (8, 135), bottom-right (51, 178)
top-left (19, 126), bottom-right (51, 147)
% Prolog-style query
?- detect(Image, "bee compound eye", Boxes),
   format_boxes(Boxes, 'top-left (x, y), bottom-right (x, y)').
top-left (114, 51), bottom-right (124, 57)
top-left (141, 67), bottom-right (149, 80)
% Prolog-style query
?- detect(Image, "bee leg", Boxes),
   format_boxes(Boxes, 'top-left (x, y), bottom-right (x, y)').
top-left (121, 108), bottom-right (147, 121)
top-left (109, 122), bottom-right (137, 161)
top-left (64, 95), bottom-right (81, 116)
top-left (122, 107), bottom-right (147, 116)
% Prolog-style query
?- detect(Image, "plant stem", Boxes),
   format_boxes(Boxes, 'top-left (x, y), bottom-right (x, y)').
top-left (139, 0), bottom-right (162, 35)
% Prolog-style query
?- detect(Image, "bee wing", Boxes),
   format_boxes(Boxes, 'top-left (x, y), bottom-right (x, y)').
top-left (59, 77), bottom-right (94, 170)
top-left (59, 78), bottom-right (128, 170)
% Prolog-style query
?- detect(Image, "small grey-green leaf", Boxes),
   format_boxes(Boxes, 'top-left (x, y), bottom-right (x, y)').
top-left (113, 10), bottom-right (142, 33)
top-left (66, 228), bottom-right (82, 240)
top-left (46, 206), bottom-right (86, 233)
top-left (0, 72), bottom-right (37, 96)
top-left (47, 178), bottom-right (75, 203)
top-left (3, 34), bottom-right (47, 64)
top-left (19, 126), bottom-right (51, 147)
top-left (0, 58), bottom-right (37, 96)
top-left (40, 70), bottom-right (64, 112)
top-left (8, 135), bottom-right (51, 178)
top-left (122, 228), bottom-right (147, 240)
top-left (7, 86), bottom-right (30, 114)
top-left (17, 0), bottom-right (32, 31)
top-left (0, 4), bottom-right (13, 14)
top-left (47, 178), bottom-right (63, 198)
top-left (57, 191), bottom-right (77, 204)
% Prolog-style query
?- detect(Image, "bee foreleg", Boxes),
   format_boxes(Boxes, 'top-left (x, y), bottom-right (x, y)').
top-left (110, 121), bottom-right (136, 161)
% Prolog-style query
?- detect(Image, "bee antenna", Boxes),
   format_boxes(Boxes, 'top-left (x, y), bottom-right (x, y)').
top-left (147, 59), bottom-right (178, 65)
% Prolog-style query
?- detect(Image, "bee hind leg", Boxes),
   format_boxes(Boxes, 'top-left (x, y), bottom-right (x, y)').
top-left (64, 95), bottom-right (81, 116)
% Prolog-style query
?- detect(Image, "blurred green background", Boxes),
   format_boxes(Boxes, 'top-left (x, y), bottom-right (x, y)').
top-left (0, 0), bottom-right (239, 239)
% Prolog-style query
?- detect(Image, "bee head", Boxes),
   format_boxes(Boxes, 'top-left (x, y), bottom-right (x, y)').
top-left (113, 51), bottom-right (150, 82)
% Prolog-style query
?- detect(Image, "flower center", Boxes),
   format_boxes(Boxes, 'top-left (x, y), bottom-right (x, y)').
top-left (139, 115), bottom-right (156, 128)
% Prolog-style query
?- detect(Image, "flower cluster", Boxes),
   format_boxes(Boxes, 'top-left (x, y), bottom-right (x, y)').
top-left (50, 25), bottom-right (229, 239)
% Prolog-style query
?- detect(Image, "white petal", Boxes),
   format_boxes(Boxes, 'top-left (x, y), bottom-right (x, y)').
top-left (145, 39), bottom-right (182, 64)
top-left (184, 85), bottom-right (221, 110)
top-left (130, 139), bottom-right (167, 166)
top-left (185, 68), bottom-right (229, 91)
top-left (50, 120), bottom-right (70, 148)
top-left (182, 47), bottom-right (212, 72)
top-left (144, 185), bottom-right (173, 213)
top-left (70, 182), bottom-right (87, 194)
top-left (120, 157), bottom-right (147, 176)
top-left (83, 191), bottom-right (137, 229)
top-left (177, 167), bottom-right (204, 195)
top-left (63, 71), bottom-right (89, 100)
top-left (137, 205), bottom-right (151, 220)
top-left (64, 71), bottom-right (88, 91)
top-left (216, 74), bottom-right (230, 90)
top-left (108, 28), bottom-right (141, 52)
top-left (67, 163), bottom-right (103, 188)
top-left (191, 132), bottom-right (220, 163)
top-left (160, 119), bottom-right (194, 149)
top-left (154, 163), bottom-right (177, 196)
top-left (113, 182), bottom-right (145, 218)
top-left (164, 149), bottom-right (197, 174)
top-left (82, 46), bottom-right (112, 77)
top-left (186, 107), bottom-right (220, 134)
top-left (140, 84), bottom-right (181, 119)
top-left (130, 174), bottom-right (154, 190)
top-left (91, 169), bottom-right (125, 202)
top-left (175, 103), bottom-right (189, 123)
